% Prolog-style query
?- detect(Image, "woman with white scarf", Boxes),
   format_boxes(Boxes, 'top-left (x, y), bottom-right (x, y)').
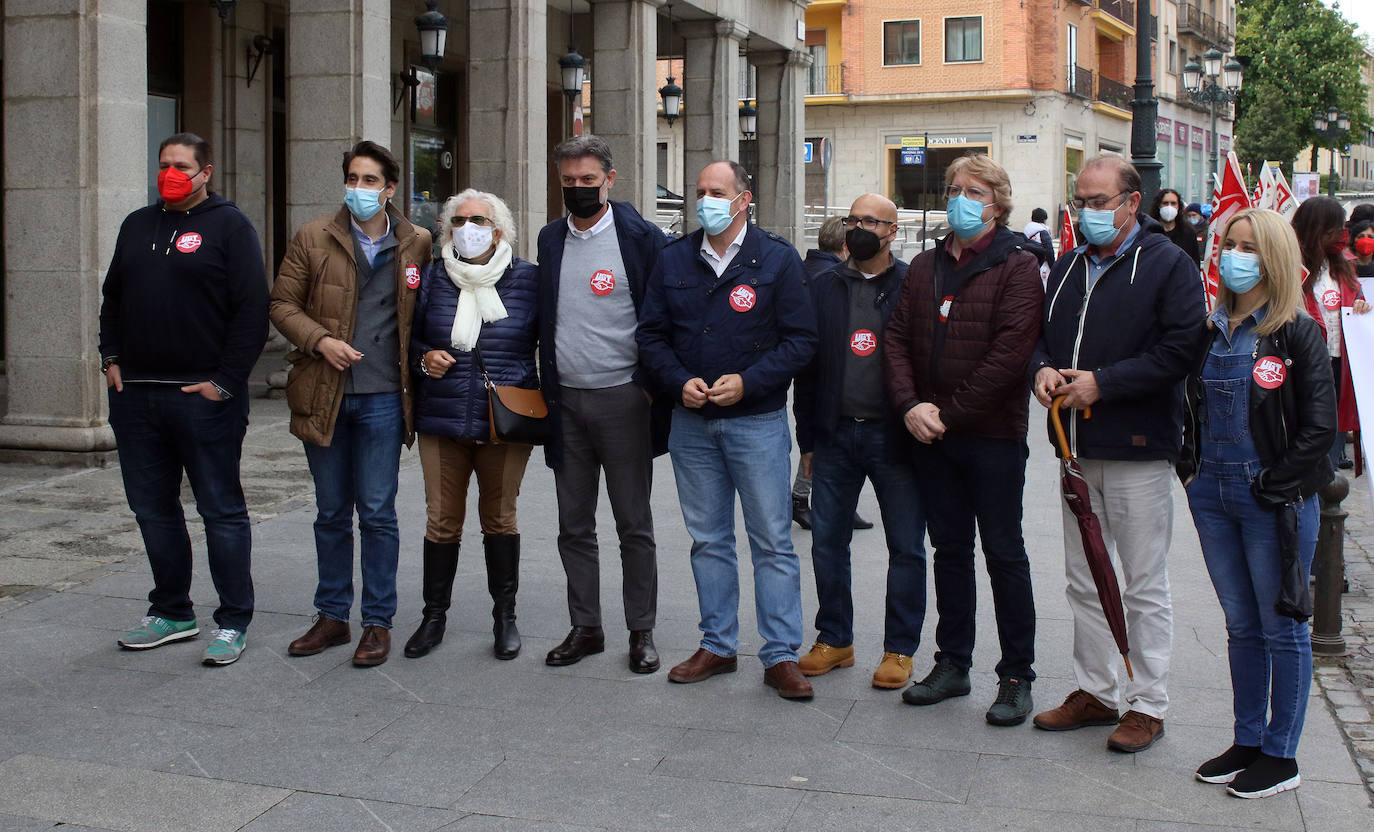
top-left (404, 189), bottom-right (541, 661)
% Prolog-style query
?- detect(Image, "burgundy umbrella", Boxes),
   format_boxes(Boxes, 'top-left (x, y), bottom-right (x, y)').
top-left (1051, 396), bottom-right (1133, 680)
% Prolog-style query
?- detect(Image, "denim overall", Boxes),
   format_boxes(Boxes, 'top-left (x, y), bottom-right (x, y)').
top-left (1185, 315), bottom-right (1317, 759)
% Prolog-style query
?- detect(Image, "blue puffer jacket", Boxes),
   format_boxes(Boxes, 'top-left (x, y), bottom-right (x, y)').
top-left (409, 257), bottom-right (540, 440)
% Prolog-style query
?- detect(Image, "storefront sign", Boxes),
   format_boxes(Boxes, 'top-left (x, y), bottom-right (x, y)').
top-left (1157, 117), bottom-right (1172, 142)
top-left (1191, 126), bottom-right (1205, 149)
top-left (900, 136), bottom-right (927, 148)
top-left (900, 147), bottom-right (925, 165)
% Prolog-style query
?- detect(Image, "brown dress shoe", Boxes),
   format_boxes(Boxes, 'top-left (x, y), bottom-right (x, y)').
top-left (1032, 689), bottom-right (1119, 731)
top-left (287, 616), bottom-right (350, 656)
top-left (352, 625), bottom-right (390, 667)
top-left (763, 661), bottom-right (814, 700)
top-left (667, 648), bottom-right (737, 683)
top-left (1108, 710), bottom-right (1164, 752)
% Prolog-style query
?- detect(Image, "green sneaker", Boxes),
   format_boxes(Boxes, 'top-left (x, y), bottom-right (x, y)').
top-left (202, 628), bottom-right (246, 666)
top-left (118, 616), bottom-right (199, 649)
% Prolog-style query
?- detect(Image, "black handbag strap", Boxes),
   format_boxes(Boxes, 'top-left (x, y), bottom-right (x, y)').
top-left (471, 346), bottom-right (493, 387)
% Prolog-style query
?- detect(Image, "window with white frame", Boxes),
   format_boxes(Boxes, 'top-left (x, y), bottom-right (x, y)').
top-left (883, 20), bottom-right (921, 65)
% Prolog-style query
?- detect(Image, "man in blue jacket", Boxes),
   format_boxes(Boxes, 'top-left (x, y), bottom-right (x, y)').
top-left (537, 135), bottom-right (668, 674)
top-left (1029, 157), bottom-right (1205, 753)
top-left (637, 160), bottom-right (818, 699)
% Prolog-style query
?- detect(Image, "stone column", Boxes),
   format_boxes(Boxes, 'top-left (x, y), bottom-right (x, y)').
top-left (679, 18), bottom-right (745, 232)
top-left (753, 49), bottom-right (809, 245)
top-left (589, 0), bottom-right (659, 216)
top-left (468, 0), bottom-right (547, 261)
top-left (286, 0), bottom-right (392, 231)
top-left (0, 2), bottom-right (146, 461)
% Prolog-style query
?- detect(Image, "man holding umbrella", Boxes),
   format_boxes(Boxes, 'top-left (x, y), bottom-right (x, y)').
top-left (1029, 157), bottom-right (1204, 753)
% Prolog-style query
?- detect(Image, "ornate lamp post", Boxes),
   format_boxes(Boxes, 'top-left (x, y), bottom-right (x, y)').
top-left (1313, 108), bottom-right (1352, 197)
top-left (1183, 49), bottom-right (1244, 184)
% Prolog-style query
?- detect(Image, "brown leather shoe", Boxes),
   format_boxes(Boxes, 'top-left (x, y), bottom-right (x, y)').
top-left (287, 616), bottom-right (350, 656)
top-left (352, 625), bottom-right (390, 667)
top-left (667, 648), bottom-right (737, 683)
top-left (763, 661), bottom-right (814, 700)
top-left (1108, 710), bottom-right (1164, 752)
top-left (1032, 689), bottom-right (1119, 731)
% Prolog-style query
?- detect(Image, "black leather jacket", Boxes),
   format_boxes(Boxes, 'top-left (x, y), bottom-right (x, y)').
top-left (1177, 311), bottom-right (1336, 504)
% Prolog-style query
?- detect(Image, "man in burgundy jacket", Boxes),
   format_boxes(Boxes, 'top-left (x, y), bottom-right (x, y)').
top-left (883, 153), bottom-right (1044, 727)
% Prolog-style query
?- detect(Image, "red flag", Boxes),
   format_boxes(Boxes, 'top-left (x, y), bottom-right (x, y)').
top-left (1059, 205), bottom-right (1076, 255)
top-left (1202, 151), bottom-right (1251, 309)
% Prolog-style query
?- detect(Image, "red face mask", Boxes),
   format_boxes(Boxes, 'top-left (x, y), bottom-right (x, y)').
top-left (1356, 237), bottom-right (1374, 257)
top-left (1325, 229), bottom-right (1350, 255)
top-left (157, 166), bottom-right (201, 203)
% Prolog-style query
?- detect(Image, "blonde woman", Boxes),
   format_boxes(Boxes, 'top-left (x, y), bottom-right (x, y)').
top-left (1177, 208), bottom-right (1336, 798)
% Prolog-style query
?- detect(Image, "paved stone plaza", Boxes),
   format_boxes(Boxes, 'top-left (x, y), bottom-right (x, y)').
top-left (0, 351), bottom-right (1371, 830)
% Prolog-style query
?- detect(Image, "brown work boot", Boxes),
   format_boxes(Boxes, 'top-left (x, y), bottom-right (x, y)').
top-left (667, 648), bottom-right (737, 683)
top-left (1108, 710), bottom-right (1164, 752)
top-left (1032, 689), bottom-right (1119, 731)
top-left (352, 625), bottom-right (390, 667)
top-left (797, 642), bottom-right (855, 677)
top-left (871, 653), bottom-right (913, 689)
top-left (287, 616), bottom-right (350, 656)
top-left (763, 660), bottom-right (815, 700)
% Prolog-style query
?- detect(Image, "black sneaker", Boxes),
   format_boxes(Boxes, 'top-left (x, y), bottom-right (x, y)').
top-left (986, 676), bottom-right (1033, 726)
top-left (1195, 744), bottom-right (1261, 784)
top-left (1226, 754), bottom-right (1300, 799)
top-left (902, 660), bottom-right (971, 706)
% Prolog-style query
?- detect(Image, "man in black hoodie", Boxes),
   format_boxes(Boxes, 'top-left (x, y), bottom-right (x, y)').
top-left (99, 133), bottom-right (269, 667)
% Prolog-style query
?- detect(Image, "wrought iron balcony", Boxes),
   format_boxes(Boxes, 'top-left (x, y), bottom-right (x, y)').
top-left (807, 63), bottom-right (844, 96)
top-left (1097, 75), bottom-right (1133, 110)
top-left (1178, 2), bottom-right (1232, 48)
top-left (1099, 0), bottom-right (1136, 25)
top-left (1068, 64), bottom-right (1094, 99)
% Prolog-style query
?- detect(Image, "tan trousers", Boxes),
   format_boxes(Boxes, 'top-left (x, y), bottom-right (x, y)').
top-left (417, 434), bottom-right (532, 542)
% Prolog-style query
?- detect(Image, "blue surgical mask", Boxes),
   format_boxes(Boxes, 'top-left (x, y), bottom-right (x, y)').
top-left (345, 186), bottom-right (385, 221)
top-left (697, 193), bottom-right (741, 235)
top-left (1219, 250), bottom-right (1263, 293)
top-left (947, 195), bottom-right (991, 239)
top-left (1078, 206), bottom-right (1122, 247)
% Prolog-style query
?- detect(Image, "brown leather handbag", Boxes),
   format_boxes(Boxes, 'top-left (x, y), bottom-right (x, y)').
top-left (474, 347), bottom-right (549, 445)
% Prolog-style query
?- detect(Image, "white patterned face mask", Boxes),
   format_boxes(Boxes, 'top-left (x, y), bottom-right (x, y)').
top-left (452, 222), bottom-right (494, 260)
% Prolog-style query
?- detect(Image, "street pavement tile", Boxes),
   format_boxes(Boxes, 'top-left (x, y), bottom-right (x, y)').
top-left (0, 664), bottom-right (176, 711)
top-left (454, 756), bottom-right (804, 830)
top-left (652, 727), bottom-right (977, 803)
top-left (785, 790), bottom-right (1137, 832)
top-left (1293, 779), bottom-right (1374, 826)
top-left (0, 754), bottom-right (289, 832)
top-left (0, 700), bottom-right (223, 770)
top-left (437, 815), bottom-right (608, 831)
top-left (0, 813), bottom-right (114, 831)
top-left (239, 793), bottom-right (461, 831)
top-left (966, 753), bottom-right (1306, 829)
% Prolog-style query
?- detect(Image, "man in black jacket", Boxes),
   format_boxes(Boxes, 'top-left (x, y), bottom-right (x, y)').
top-left (99, 133), bottom-right (268, 667)
top-left (1028, 157), bottom-right (1205, 752)
top-left (536, 135), bottom-right (668, 674)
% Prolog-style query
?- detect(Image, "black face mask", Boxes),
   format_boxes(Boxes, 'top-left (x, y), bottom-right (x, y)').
top-left (846, 227), bottom-right (884, 262)
top-left (563, 185), bottom-right (605, 219)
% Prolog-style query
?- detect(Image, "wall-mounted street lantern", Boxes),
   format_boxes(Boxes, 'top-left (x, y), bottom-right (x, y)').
top-left (209, 0), bottom-right (237, 21)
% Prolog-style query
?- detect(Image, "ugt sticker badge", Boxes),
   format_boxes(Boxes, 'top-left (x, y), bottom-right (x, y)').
top-left (590, 269), bottom-right (615, 296)
top-left (175, 232), bottom-right (202, 254)
top-left (405, 264), bottom-right (421, 289)
top-left (850, 329), bottom-right (877, 356)
top-left (1252, 356), bottom-right (1286, 389)
top-left (729, 285), bottom-right (756, 312)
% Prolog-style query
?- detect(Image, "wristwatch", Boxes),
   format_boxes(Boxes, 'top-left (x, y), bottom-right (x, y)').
top-left (100, 356), bottom-right (118, 373)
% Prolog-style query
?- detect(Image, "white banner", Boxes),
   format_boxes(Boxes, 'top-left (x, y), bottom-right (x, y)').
top-left (1340, 307), bottom-right (1374, 518)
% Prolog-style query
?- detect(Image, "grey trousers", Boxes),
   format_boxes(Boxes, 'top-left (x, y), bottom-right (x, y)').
top-left (554, 382), bottom-right (658, 631)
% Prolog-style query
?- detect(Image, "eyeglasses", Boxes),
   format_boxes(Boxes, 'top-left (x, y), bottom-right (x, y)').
top-left (450, 214), bottom-right (492, 227)
top-left (842, 216), bottom-right (897, 232)
top-left (944, 184), bottom-right (992, 202)
top-left (1070, 192), bottom-right (1129, 211)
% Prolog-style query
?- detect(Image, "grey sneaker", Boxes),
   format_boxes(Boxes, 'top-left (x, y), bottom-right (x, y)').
top-left (118, 616), bottom-right (199, 649)
top-left (902, 660), bottom-right (972, 706)
top-left (202, 629), bottom-right (246, 666)
top-left (986, 676), bottom-right (1034, 726)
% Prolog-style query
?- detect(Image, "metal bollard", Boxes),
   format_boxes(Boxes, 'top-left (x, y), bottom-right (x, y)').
top-left (1311, 474), bottom-right (1348, 655)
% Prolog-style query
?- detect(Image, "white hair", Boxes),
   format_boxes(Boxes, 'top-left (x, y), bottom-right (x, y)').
top-left (437, 188), bottom-right (517, 247)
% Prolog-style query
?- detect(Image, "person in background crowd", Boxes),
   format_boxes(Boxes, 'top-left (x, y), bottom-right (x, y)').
top-left (1351, 220), bottom-right (1374, 279)
top-left (1177, 208), bottom-right (1335, 799)
top-left (1347, 203), bottom-right (1374, 227)
top-left (100, 132), bottom-right (269, 666)
top-left (793, 194), bottom-right (923, 691)
top-left (271, 141), bottom-right (432, 668)
top-left (885, 154), bottom-right (1043, 726)
top-left (1149, 188), bottom-right (1201, 265)
top-left (403, 189), bottom-right (538, 661)
top-left (1186, 202), bottom-right (1208, 245)
top-left (1022, 207), bottom-right (1055, 283)
top-left (1292, 196), bottom-right (1366, 472)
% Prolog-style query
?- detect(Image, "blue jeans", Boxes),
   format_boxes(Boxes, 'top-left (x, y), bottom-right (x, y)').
top-left (303, 392), bottom-right (404, 628)
top-left (1187, 466), bottom-right (1318, 758)
top-left (668, 407), bottom-right (803, 667)
top-left (912, 436), bottom-right (1036, 680)
top-left (108, 385), bottom-right (253, 631)
top-left (811, 419), bottom-right (926, 655)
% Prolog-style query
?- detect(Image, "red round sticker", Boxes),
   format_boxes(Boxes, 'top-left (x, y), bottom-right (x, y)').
top-left (174, 232), bottom-right (202, 253)
top-left (850, 329), bottom-right (877, 356)
top-left (939, 295), bottom-right (954, 322)
top-left (590, 269), bottom-right (615, 296)
top-left (1253, 356), bottom-right (1286, 389)
top-left (729, 285), bottom-right (757, 312)
top-left (1321, 289), bottom-right (1341, 310)
top-left (405, 264), bottom-right (421, 289)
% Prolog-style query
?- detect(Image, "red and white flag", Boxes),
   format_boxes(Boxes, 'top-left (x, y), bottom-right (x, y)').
top-left (1201, 150), bottom-right (1252, 309)
top-left (1254, 164), bottom-right (1298, 221)
top-left (1059, 205), bottom-right (1076, 255)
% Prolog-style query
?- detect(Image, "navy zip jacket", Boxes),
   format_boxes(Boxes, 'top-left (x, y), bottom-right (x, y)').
top-left (1029, 214), bottom-right (1206, 461)
top-left (793, 256), bottom-right (909, 454)
top-left (536, 200), bottom-right (669, 470)
top-left (409, 258), bottom-right (539, 441)
top-left (98, 193), bottom-right (269, 395)
top-left (637, 224), bottom-right (818, 419)
top-left (802, 248), bottom-right (843, 278)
